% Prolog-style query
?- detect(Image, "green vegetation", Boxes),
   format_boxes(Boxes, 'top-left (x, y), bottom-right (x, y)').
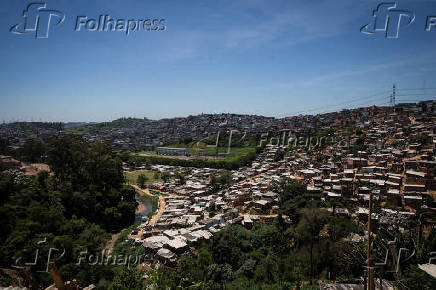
top-left (112, 221), bottom-right (146, 259)
top-left (174, 170), bottom-right (187, 185)
top-left (138, 194), bottom-right (158, 219)
top-left (67, 117), bottom-right (146, 133)
top-left (124, 170), bottom-right (161, 184)
top-left (1, 132), bottom-right (434, 288)
top-left (409, 133), bottom-right (432, 146)
top-left (0, 138), bottom-right (10, 155)
top-left (350, 135), bottom-right (368, 155)
top-left (402, 265), bottom-right (436, 289)
top-left (209, 170), bottom-right (233, 193)
top-left (123, 134), bottom-right (260, 170)
top-left (328, 217), bottom-right (363, 242)
top-left (18, 138), bottom-right (46, 162)
top-left (161, 171), bottom-right (171, 183)
top-left (144, 179), bottom-right (365, 288)
top-left (108, 267), bottom-right (147, 290)
top-left (0, 135), bottom-right (137, 288)
top-left (136, 173), bottom-right (148, 188)
top-left (0, 137), bottom-right (46, 163)
top-left (143, 178), bottom-right (436, 289)
top-left (132, 146), bottom-right (259, 170)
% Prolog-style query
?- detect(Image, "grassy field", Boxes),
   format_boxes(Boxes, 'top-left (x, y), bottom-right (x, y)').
top-left (222, 146), bottom-right (256, 160)
top-left (138, 144), bottom-right (256, 160)
top-left (124, 170), bottom-right (161, 184)
top-left (131, 145), bottom-right (259, 170)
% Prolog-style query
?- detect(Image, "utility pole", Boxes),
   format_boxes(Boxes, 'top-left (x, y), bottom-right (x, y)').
top-left (49, 261), bottom-right (66, 290)
top-left (367, 186), bottom-right (375, 290)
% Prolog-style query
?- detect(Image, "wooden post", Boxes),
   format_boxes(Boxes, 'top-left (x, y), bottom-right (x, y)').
top-left (367, 189), bottom-right (374, 290)
top-left (364, 269), bottom-right (367, 290)
top-left (49, 261), bottom-right (65, 290)
top-left (379, 270), bottom-right (383, 290)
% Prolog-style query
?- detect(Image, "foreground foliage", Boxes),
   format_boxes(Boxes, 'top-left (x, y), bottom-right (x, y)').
top-left (0, 135), bottom-right (137, 287)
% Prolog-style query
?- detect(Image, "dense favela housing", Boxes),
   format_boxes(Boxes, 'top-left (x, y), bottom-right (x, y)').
top-left (0, 100), bottom-right (435, 289)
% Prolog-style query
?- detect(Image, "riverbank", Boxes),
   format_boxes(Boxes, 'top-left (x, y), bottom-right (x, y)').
top-left (136, 199), bottom-right (147, 215)
top-left (138, 193), bottom-right (158, 219)
top-left (130, 184), bottom-right (166, 227)
top-left (105, 187), bottom-right (153, 254)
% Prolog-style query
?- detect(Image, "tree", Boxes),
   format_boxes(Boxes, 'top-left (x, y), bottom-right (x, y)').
top-left (209, 170), bottom-right (232, 193)
top-left (328, 217), bottom-right (362, 242)
top-left (208, 202), bottom-right (216, 217)
top-left (274, 150), bottom-right (285, 162)
top-left (46, 134), bottom-right (86, 182)
top-left (108, 267), bottom-right (146, 290)
top-left (161, 172), bottom-right (171, 183)
top-left (402, 265), bottom-right (436, 289)
top-left (211, 225), bottom-right (249, 269)
top-left (174, 171), bottom-right (186, 185)
top-left (206, 264), bottom-right (234, 284)
top-left (270, 178), bottom-right (308, 222)
top-left (0, 138), bottom-right (9, 155)
top-left (45, 135), bottom-right (135, 230)
top-left (183, 136), bottom-right (193, 145)
top-left (409, 133), bottom-right (431, 145)
top-left (217, 170), bottom-right (232, 186)
top-left (294, 208), bottom-right (329, 284)
top-left (254, 254), bottom-right (278, 282)
top-left (137, 174), bottom-right (148, 188)
top-left (19, 138), bottom-right (46, 162)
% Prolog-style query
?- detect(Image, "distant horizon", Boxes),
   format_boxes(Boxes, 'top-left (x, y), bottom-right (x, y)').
top-left (2, 99), bottom-right (434, 124)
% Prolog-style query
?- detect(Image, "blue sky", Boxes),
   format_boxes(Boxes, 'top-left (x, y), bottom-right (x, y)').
top-left (1, 0), bottom-right (436, 122)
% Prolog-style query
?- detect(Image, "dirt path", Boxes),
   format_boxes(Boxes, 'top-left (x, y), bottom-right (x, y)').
top-left (104, 184), bottom-right (170, 253)
top-left (150, 197), bottom-right (165, 226)
top-left (104, 232), bottom-right (121, 255)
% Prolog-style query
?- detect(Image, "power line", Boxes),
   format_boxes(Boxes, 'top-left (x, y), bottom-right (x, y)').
top-left (396, 99), bottom-right (435, 103)
top-left (305, 95), bottom-right (389, 115)
top-left (395, 93), bottom-right (436, 97)
top-left (287, 90), bottom-right (391, 116)
top-left (315, 100), bottom-right (391, 115)
top-left (283, 86), bottom-right (435, 118)
top-left (318, 99), bottom-right (389, 115)
top-left (395, 87), bottom-right (436, 91)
